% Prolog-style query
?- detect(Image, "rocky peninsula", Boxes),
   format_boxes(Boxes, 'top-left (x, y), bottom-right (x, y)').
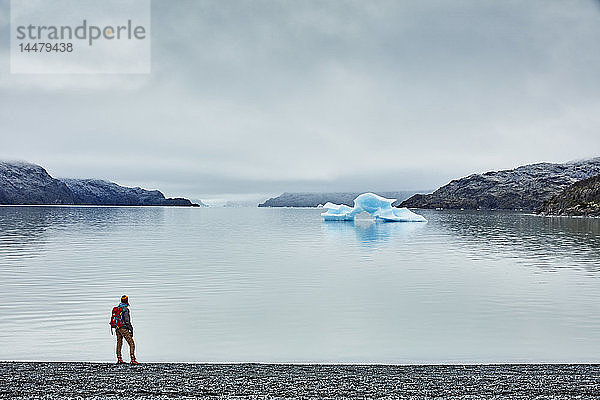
top-left (400, 158), bottom-right (600, 211)
top-left (0, 161), bottom-right (201, 207)
top-left (259, 191), bottom-right (419, 208)
top-left (539, 174), bottom-right (600, 216)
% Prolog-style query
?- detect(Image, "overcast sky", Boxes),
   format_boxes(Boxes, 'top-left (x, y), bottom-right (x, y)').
top-left (1, 0), bottom-right (600, 201)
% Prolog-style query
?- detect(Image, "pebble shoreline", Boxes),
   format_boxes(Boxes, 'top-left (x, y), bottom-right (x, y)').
top-left (2, 362), bottom-right (600, 399)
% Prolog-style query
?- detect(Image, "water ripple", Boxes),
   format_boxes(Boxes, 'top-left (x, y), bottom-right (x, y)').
top-left (1, 207), bottom-right (600, 362)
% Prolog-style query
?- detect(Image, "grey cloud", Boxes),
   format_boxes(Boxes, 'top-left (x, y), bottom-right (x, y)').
top-left (1, 0), bottom-right (600, 198)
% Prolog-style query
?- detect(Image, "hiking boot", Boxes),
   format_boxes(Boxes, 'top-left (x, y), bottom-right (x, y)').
top-left (131, 359), bottom-right (140, 365)
top-left (116, 359), bottom-right (126, 365)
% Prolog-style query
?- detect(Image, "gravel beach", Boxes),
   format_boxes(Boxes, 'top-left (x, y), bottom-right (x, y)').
top-left (2, 362), bottom-right (600, 399)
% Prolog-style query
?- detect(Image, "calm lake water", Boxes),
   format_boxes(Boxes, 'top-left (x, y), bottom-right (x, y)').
top-left (1, 206), bottom-right (599, 363)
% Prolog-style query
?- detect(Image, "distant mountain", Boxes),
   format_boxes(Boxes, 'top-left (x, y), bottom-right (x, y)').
top-left (539, 174), bottom-right (600, 216)
top-left (400, 158), bottom-right (600, 211)
top-left (258, 191), bottom-right (421, 208)
top-left (61, 179), bottom-right (202, 207)
top-left (0, 161), bottom-right (201, 206)
top-left (0, 161), bottom-right (75, 205)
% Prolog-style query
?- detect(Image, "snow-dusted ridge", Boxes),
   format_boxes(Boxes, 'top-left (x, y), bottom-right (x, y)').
top-left (0, 161), bottom-right (202, 206)
top-left (401, 157), bottom-right (600, 211)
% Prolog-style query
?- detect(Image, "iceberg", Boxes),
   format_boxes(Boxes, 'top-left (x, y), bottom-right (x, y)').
top-left (321, 192), bottom-right (427, 222)
top-left (321, 202), bottom-right (356, 221)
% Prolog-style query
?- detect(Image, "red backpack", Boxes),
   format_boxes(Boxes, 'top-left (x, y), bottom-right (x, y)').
top-left (110, 306), bottom-right (124, 330)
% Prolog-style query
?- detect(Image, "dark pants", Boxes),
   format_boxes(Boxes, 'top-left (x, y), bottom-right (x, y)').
top-left (116, 327), bottom-right (135, 360)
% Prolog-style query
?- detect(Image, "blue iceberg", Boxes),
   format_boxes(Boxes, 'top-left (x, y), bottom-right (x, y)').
top-left (321, 192), bottom-right (427, 222)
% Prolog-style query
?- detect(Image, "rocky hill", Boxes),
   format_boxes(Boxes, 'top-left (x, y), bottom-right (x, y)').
top-left (0, 161), bottom-right (200, 206)
top-left (539, 174), bottom-right (600, 216)
top-left (0, 161), bottom-right (75, 205)
top-left (258, 191), bottom-right (420, 208)
top-left (400, 158), bottom-right (600, 211)
top-left (61, 179), bottom-right (199, 206)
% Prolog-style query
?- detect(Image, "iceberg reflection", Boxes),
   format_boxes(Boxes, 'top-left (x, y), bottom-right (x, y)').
top-left (323, 218), bottom-right (424, 246)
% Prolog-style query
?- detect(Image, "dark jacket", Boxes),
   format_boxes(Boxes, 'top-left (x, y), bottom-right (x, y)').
top-left (118, 302), bottom-right (133, 332)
